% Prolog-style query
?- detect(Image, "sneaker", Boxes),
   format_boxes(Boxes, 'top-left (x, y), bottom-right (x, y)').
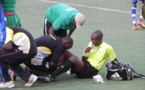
top-left (65, 69), bottom-right (71, 75)
top-left (0, 81), bottom-right (15, 88)
top-left (38, 75), bottom-right (55, 83)
top-left (137, 20), bottom-right (145, 28)
top-left (38, 76), bottom-right (51, 83)
top-left (25, 74), bottom-right (38, 87)
top-left (132, 26), bottom-right (137, 31)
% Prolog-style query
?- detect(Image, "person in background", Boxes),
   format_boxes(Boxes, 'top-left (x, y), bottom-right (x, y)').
top-left (2, 0), bottom-right (22, 81)
top-left (2, 0), bottom-right (22, 27)
top-left (131, 0), bottom-right (145, 30)
top-left (44, 3), bottom-right (85, 38)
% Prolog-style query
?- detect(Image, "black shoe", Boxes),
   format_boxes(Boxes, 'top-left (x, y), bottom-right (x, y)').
top-left (38, 75), bottom-right (55, 83)
top-left (38, 76), bottom-right (51, 83)
top-left (50, 77), bottom-right (55, 82)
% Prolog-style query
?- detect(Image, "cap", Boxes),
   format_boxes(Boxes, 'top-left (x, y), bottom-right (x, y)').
top-left (75, 13), bottom-right (85, 30)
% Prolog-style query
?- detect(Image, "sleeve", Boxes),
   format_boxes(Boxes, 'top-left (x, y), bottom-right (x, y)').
top-left (52, 18), bottom-right (62, 30)
top-left (106, 46), bottom-right (116, 61)
top-left (5, 27), bottom-right (13, 44)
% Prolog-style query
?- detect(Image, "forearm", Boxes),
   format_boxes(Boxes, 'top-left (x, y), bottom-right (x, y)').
top-left (68, 29), bottom-right (75, 36)
top-left (48, 26), bottom-right (55, 36)
top-left (3, 41), bottom-right (13, 51)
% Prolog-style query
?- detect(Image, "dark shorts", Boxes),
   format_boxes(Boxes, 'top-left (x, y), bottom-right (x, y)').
top-left (43, 18), bottom-right (67, 38)
top-left (71, 61), bottom-right (98, 79)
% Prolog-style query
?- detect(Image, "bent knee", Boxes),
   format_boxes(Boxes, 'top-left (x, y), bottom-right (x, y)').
top-left (68, 56), bottom-right (79, 63)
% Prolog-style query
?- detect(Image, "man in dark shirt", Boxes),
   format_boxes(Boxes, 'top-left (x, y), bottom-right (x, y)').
top-left (0, 27), bottom-right (38, 88)
top-left (24, 35), bottom-right (73, 76)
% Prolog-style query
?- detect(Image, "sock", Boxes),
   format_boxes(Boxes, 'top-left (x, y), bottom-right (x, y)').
top-left (131, 7), bottom-right (137, 27)
top-left (139, 4), bottom-right (144, 22)
top-left (50, 60), bottom-right (73, 78)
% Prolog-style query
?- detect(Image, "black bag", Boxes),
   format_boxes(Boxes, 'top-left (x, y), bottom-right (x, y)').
top-left (106, 62), bottom-right (133, 80)
top-left (106, 62), bottom-right (145, 80)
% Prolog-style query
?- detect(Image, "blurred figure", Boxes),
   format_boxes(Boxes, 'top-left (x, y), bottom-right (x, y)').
top-left (2, 0), bottom-right (22, 27)
top-left (44, 3), bottom-right (85, 38)
top-left (0, 27), bottom-right (38, 88)
top-left (131, 0), bottom-right (145, 30)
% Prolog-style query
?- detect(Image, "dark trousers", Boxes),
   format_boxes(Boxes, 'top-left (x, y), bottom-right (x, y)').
top-left (24, 60), bottom-right (56, 76)
top-left (43, 18), bottom-right (67, 38)
top-left (0, 50), bottom-right (36, 82)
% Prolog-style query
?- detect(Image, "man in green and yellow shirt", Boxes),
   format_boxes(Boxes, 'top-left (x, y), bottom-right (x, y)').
top-left (70, 30), bottom-right (120, 78)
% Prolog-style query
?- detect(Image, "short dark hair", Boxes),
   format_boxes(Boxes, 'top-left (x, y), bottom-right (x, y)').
top-left (93, 30), bottom-right (103, 39)
top-left (62, 36), bottom-right (73, 44)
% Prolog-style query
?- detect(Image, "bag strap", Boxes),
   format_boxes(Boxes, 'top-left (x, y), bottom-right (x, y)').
top-left (131, 68), bottom-right (145, 79)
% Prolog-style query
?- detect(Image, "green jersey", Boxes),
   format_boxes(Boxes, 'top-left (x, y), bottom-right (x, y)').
top-left (2, 0), bottom-right (21, 27)
top-left (86, 42), bottom-right (116, 72)
top-left (2, 0), bottom-right (16, 12)
top-left (45, 3), bottom-right (79, 30)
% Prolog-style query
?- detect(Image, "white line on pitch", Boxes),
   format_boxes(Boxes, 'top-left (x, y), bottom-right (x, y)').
top-left (37, 0), bottom-right (138, 14)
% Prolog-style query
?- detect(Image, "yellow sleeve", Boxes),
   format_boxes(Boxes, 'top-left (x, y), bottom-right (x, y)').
top-left (106, 46), bottom-right (116, 61)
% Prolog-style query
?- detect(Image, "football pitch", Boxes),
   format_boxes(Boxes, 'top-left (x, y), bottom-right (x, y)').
top-left (3, 0), bottom-right (145, 90)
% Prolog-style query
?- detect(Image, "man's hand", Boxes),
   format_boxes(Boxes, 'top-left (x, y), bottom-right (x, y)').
top-left (82, 56), bottom-right (87, 62)
top-left (85, 47), bottom-right (91, 53)
top-left (68, 29), bottom-right (75, 36)
top-left (82, 47), bottom-right (91, 57)
top-left (3, 41), bottom-right (13, 51)
top-left (57, 54), bottom-right (65, 66)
